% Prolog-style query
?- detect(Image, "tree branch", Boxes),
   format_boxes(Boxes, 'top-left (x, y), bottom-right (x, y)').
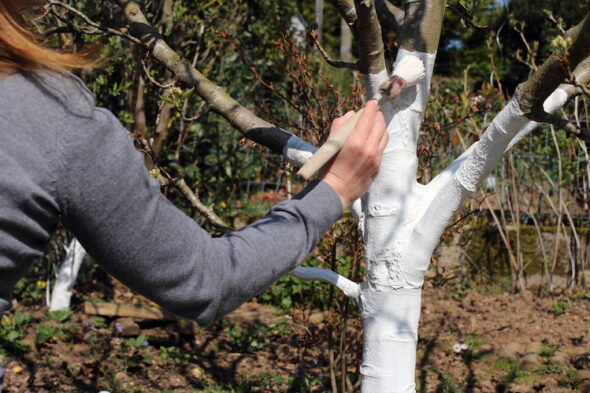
top-left (327, 0), bottom-right (358, 34)
top-left (113, 0), bottom-right (296, 154)
top-left (533, 112), bottom-right (590, 142)
top-left (421, 14), bottom-right (590, 247)
top-left (445, 3), bottom-right (488, 30)
top-left (353, 0), bottom-right (386, 74)
top-left (290, 267), bottom-right (361, 300)
top-left (516, 15), bottom-right (590, 116)
top-left (310, 29), bottom-right (359, 70)
top-left (47, 1), bottom-right (143, 45)
top-left (157, 175), bottom-right (231, 232)
top-left (374, 0), bottom-right (404, 36)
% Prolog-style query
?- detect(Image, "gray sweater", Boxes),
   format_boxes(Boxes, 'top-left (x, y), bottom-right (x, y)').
top-left (0, 71), bottom-right (342, 326)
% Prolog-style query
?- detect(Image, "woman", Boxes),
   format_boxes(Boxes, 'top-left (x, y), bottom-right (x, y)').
top-left (0, 0), bottom-right (387, 326)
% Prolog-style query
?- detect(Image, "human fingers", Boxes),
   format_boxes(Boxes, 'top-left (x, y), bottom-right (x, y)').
top-left (351, 99), bottom-right (379, 141)
top-left (328, 110), bottom-right (355, 137)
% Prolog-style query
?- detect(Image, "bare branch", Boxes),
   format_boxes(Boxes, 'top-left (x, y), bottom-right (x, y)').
top-left (113, 0), bottom-right (296, 154)
top-left (530, 112), bottom-right (590, 143)
top-left (141, 58), bottom-right (175, 89)
top-left (327, 0), bottom-right (358, 32)
top-left (310, 29), bottom-right (359, 70)
top-left (445, 3), bottom-right (488, 30)
top-left (153, 88), bottom-right (174, 157)
top-left (156, 175), bottom-right (231, 232)
top-left (47, 1), bottom-right (143, 45)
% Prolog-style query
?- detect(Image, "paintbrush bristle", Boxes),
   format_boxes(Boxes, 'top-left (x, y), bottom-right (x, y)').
top-left (392, 55), bottom-right (425, 87)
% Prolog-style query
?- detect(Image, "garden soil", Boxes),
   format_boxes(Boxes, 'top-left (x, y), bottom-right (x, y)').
top-left (1, 277), bottom-right (590, 392)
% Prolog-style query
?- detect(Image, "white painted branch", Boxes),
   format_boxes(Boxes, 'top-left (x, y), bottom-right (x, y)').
top-left (506, 87), bottom-right (569, 151)
top-left (421, 83), bottom-right (573, 247)
top-left (282, 135), bottom-right (317, 167)
top-left (415, 98), bottom-right (529, 249)
top-left (49, 238), bottom-right (87, 311)
top-left (290, 266), bottom-right (361, 300)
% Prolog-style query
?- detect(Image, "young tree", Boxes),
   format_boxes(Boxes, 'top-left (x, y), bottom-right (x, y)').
top-left (47, 0), bottom-right (590, 391)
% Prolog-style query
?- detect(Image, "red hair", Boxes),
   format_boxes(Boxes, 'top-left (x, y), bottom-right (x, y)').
top-left (0, 0), bottom-right (99, 73)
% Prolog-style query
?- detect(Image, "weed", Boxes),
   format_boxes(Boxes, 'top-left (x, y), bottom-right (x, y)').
top-left (126, 335), bottom-right (150, 350)
top-left (558, 368), bottom-right (581, 389)
top-left (203, 382), bottom-right (249, 393)
top-left (531, 364), bottom-right (562, 374)
top-left (91, 316), bottom-right (107, 329)
top-left (539, 343), bottom-right (557, 358)
top-left (440, 374), bottom-right (463, 393)
top-left (492, 359), bottom-right (536, 385)
top-left (0, 312), bottom-right (31, 354)
top-left (47, 310), bottom-right (73, 323)
top-left (35, 323), bottom-right (60, 344)
top-left (159, 346), bottom-right (190, 363)
top-left (452, 282), bottom-right (470, 299)
top-left (462, 335), bottom-right (487, 362)
top-left (551, 300), bottom-right (570, 315)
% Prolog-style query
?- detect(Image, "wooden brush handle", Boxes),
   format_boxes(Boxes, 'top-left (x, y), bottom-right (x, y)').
top-left (297, 109), bottom-right (364, 180)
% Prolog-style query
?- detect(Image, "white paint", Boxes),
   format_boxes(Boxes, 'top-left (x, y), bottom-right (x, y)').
top-left (291, 266), bottom-right (360, 300)
top-left (359, 287), bottom-right (421, 393)
top-left (506, 87), bottom-right (568, 151)
top-left (362, 69), bottom-right (389, 99)
top-left (282, 135), bottom-right (317, 167)
top-left (50, 238), bottom-right (87, 311)
top-left (455, 98), bottom-right (528, 192)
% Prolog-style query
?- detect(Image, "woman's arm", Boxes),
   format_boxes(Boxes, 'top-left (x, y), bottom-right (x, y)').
top-left (57, 102), bottom-right (385, 326)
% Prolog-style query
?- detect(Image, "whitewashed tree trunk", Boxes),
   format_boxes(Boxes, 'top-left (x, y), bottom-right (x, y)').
top-left (49, 238), bottom-right (87, 311)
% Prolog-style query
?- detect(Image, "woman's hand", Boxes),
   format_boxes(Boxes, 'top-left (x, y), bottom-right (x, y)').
top-left (319, 99), bottom-right (388, 208)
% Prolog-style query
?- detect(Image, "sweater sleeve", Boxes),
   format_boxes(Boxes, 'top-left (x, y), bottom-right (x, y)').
top-left (57, 107), bottom-right (342, 326)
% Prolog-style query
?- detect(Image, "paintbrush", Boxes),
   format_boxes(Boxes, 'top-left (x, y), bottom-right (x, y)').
top-left (297, 55), bottom-right (426, 180)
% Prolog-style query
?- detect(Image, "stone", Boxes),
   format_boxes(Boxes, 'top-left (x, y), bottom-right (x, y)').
top-left (498, 342), bottom-right (523, 360)
top-left (573, 369), bottom-right (590, 382)
top-left (112, 318), bottom-right (140, 336)
top-left (550, 351), bottom-right (570, 367)
top-left (188, 365), bottom-right (204, 380)
top-left (519, 342), bottom-right (542, 370)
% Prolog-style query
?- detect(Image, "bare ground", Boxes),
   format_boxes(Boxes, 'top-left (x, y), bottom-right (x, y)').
top-left (1, 279), bottom-right (590, 393)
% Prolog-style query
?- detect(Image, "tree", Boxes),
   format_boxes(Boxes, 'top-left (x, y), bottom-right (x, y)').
top-left (43, 0), bottom-right (590, 391)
